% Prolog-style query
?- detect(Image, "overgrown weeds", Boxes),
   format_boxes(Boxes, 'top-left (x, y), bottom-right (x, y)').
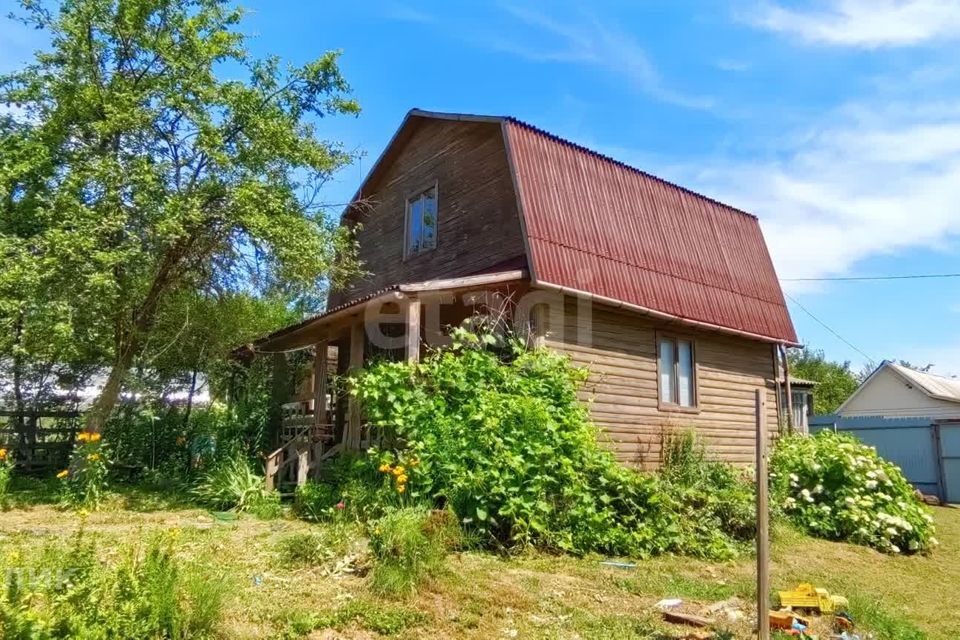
top-left (0, 530), bottom-right (227, 639)
top-left (278, 600), bottom-right (427, 638)
top-left (369, 507), bottom-right (461, 597)
top-left (192, 453), bottom-right (280, 517)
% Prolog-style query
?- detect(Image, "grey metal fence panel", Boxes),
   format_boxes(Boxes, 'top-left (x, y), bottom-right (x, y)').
top-left (810, 415), bottom-right (941, 499)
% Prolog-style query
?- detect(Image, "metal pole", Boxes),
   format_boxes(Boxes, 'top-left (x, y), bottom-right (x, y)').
top-left (756, 388), bottom-right (770, 640)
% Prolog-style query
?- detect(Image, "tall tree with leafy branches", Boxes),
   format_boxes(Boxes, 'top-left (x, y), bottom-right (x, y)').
top-left (0, 0), bottom-right (361, 432)
top-left (788, 346), bottom-right (860, 414)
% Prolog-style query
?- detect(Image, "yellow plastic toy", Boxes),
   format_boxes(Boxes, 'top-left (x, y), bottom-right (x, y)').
top-left (777, 583), bottom-right (849, 614)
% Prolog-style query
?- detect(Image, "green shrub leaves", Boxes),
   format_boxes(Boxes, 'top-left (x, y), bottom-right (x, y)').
top-left (353, 330), bottom-right (752, 559)
top-left (771, 431), bottom-right (936, 554)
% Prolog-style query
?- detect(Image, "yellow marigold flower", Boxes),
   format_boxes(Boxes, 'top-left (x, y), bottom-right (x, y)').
top-left (0, 448), bottom-right (8, 461)
top-left (392, 466), bottom-right (406, 476)
top-left (397, 485), bottom-right (406, 493)
top-left (57, 469), bottom-right (69, 479)
top-left (89, 433), bottom-right (102, 443)
top-left (378, 463), bottom-right (392, 473)
top-left (77, 432), bottom-right (90, 442)
top-left (87, 453), bottom-right (101, 462)
top-left (396, 474), bottom-right (408, 484)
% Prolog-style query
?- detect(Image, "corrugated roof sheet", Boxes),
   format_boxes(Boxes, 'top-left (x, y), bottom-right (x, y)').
top-left (888, 363), bottom-right (960, 403)
top-left (503, 117), bottom-right (797, 344)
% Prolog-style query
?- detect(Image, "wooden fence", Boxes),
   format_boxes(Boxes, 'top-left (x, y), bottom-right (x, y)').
top-left (0, 409), bottom-right (81, 471)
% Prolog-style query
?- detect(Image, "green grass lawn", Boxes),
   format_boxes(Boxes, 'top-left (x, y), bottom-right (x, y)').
top-left (0, 485), bottom-right (955, 639)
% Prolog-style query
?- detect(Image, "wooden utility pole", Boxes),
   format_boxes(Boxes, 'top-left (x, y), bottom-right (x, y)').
top-left (755, 388), bottom-right (770, 640)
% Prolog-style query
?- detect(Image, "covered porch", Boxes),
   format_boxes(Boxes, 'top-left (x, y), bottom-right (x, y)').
top-left (243, 270), bottom-right (529, 492)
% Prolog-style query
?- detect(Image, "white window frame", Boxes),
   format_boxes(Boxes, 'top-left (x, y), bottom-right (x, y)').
top-left (657, 333), bottom-right (699, 411)
top-left (403, 182), bottom-right (439, 260)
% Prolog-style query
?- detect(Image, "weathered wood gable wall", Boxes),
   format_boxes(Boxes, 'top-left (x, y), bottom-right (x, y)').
top-left (328, 119), bottom-right (528, 308)
top-left (545, 299), bottom-right (778, 466)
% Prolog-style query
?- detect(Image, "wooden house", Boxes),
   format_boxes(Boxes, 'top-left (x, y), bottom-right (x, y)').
top-left (245, 110), bottom-right (800, 488)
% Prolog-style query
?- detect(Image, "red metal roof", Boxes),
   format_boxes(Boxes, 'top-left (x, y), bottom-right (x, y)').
top-left (502, 117), bottom-right (798, 344)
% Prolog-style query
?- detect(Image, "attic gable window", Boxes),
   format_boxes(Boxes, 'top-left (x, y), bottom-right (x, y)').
top-left (658, 334), bottom-right (697, 409)
top-left (405, 184), bottom-right (438, 258)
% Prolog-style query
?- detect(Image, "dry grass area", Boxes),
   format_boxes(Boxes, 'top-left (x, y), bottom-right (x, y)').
top-left (0, 493), bottom-right (956, 639)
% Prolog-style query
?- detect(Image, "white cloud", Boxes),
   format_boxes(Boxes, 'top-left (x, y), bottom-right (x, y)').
top-left (382, 3), bottom-right (436, 24)
top-left (750, 0), bottom-right (960, 48)
top-left (493, 4), bottom-right (714, 110)
top-left (714, 58), bottom-right (752, 72)
top-left (684, 101), bottom-right (960, 290)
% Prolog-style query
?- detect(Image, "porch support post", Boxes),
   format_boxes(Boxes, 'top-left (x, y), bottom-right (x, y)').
top-left (313, 340), bottom-right (328, 429)
top-left (405, 298), bottom-right (421, 363)
top-left (347, 320), bottom-right (365, 450)
top-left (530, 303), bottom-right (547, 349)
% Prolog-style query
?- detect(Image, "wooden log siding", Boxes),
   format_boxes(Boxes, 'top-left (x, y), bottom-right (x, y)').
top-left (545, 299), bottom-right (779, 467)
top-left (329, 119), bottom-right (528, 308)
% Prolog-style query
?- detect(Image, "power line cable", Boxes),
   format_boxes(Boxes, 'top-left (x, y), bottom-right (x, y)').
top-left (784, 293), bottom-right (876, 366)
top-left (782, 273), bottom-right (960, 282)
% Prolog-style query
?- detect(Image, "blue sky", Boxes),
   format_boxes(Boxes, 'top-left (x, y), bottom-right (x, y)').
top-left (3, 0), bottom-right (960, 375)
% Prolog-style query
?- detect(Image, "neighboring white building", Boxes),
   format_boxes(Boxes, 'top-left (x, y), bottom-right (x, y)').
top-left (838, 362), bottom-right (960, 419)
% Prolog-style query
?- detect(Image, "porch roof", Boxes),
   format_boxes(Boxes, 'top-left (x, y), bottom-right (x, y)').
top-left (237, 269), bottom-right (528, 355)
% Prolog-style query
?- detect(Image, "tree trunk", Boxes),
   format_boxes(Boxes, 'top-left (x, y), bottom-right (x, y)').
top-left (183, 368), bottom-right (198, 429)
top-left (12, 313), bottom-right (27, 457)
top-left (83, 338), bottom-right (138, 433)
top-left (83, 244), bottom-right (184, 433)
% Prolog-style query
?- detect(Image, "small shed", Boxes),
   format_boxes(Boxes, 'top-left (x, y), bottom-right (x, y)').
top-left (810, 361), bottom-right (960, 503)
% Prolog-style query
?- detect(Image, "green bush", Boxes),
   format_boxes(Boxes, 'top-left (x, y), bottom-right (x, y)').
top-left (369, 507), bottom-right (459, 596)
top-left (0, 532), bottom-right (226, 639)
top-left (659, 431), bottom-right (757, 557)
top-left (771, 431), bottom-right (936, 554)
top-left (278, 524), bottom-right (357, 566)
top-left (353, 327), bottom-right (746, 559)
top-left (308, 454), bottom-right (402, 522)
top-left (0, 446), bottom-right (12, 510)
top-left (58, 431), bottom-right (110, 510)
top-left (192, 453), bottom-right (277, 514)
top-left (294, 480), bottom-right (339, 521)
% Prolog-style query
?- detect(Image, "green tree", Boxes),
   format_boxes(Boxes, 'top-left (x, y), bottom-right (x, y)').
top-left (788, 347), bottom-right (860, 414)
top-left (0, 0), bottom-right (360, 432)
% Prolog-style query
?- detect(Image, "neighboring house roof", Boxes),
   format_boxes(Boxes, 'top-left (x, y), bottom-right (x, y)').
top-left (347, 110), bottom-right (797, 345)
top-left (885, 362), bottom-right (960, 403)
top-left (837, 361), bottom-right (960, 414)
top-left (789, 376), bottom-right (817, 387)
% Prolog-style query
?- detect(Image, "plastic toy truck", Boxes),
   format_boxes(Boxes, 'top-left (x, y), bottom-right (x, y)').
top-left (777, 583), bottom-right (849, 614)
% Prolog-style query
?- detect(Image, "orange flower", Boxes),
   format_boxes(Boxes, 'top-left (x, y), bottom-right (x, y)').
top-left (89, 433), bottom-right (102, 443)
top-left (57, 470), bottom-right (69, 479)
top-left (76, 432), bottom-right (90, 443)
top-left (0, 448), bottom-right (8, 461)
top-left (392, 466), bottom-right (406, 476)
top-left (378, 463), bottom-right (392, 473)
top-left (397, 484), bottom-right (406, 493)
